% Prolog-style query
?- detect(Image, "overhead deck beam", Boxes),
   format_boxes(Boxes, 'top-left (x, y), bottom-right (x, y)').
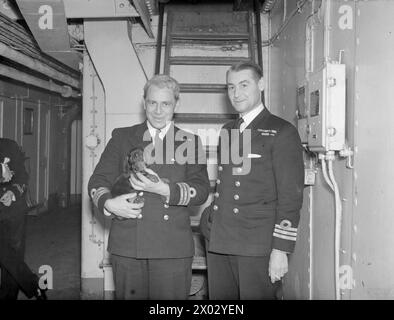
top-left (15, 0), bottom-right (81, 70)
top-left (0, 42), bottom-right (80, 89)
top-left (63, 0), bottom-right (139, 18)
top-left (63, 0), bottom-right (153, 38)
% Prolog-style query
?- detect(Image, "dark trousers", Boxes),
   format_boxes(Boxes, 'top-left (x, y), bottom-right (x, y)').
top-left (111, 254), bottom-right (193, 300)
top-left (0, 214), bottom-right (38, 300)
top-left (206, 251), bottom-right (280, 300)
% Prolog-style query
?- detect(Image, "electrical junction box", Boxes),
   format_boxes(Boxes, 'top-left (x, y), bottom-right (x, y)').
top-left (297, 63), bottom-right (346, 152)
top-left (307, 63), bottom-right (346, 152)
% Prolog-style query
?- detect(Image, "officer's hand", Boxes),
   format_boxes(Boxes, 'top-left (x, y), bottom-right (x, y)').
top-left (129, 168), bottom-right (170, 199)
top-left (104, 193), bottom-right (144, 219)
top-left (268, 249), bottom-right (288, 283)
top-left (0, 190), bottom-right (16, 207)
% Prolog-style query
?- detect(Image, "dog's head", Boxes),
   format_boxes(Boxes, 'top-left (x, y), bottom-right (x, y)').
top-left (125, 147), bottom-right (147, 174)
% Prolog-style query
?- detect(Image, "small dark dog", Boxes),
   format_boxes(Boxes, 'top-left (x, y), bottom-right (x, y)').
top-left (111, 147), bottom-right (159, 204)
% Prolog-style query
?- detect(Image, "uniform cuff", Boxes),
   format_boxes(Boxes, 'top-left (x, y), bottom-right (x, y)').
top-left (272, 238), bottom-right (296, 253)
top-left (90, 187), bottom-right (111, 214)
top-left (168, 182), bottom-right (195, 206)
top-left (168, 182), bottom-right (180, 205)
top-left (98, 193), bottom-right (111, 215)
top-left (272, 248), bottom-right (290, 255)
top-left (272, 222), bottom-right (297, 252)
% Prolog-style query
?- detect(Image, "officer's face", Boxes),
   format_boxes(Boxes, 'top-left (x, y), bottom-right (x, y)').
top-left (226, 69), bottom-right (264, 115)
top-left (144, 85), bottom-right (178, 129)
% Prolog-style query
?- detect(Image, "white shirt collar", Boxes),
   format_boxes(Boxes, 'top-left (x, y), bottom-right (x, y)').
top-left (147, 120), bottom-right (173, 140)
top-left (240, 104), bottom-right (265, 132)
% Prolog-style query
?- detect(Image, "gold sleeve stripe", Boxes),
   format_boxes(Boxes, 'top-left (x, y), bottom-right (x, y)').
top-left (184, 183), bottom-right (191, 205)
top-left (273, 232), bottom-right (297, 241)
top-left (274, 228), bottom-right (297, 237)
top-left (182, 183), bottom-right (188, 205)
top-left (176, 182), bottom-right (191, 206)
top-left (177, 183), bottom-right (185, 206)
top-left (91, 187), bottom-right (110, 208)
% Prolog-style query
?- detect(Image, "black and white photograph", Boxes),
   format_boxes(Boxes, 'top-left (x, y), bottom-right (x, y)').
top-left (0, 0), bottom-right (393, 314)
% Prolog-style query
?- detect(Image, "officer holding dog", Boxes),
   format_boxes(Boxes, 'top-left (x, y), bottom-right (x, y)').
top-left (88, 74), bottom-right (210, 299)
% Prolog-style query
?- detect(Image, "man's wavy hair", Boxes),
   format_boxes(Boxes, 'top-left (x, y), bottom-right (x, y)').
top-left (143, 74), bottom-right (180, 101)
top-left (227, 61), bottom-right (263, 82)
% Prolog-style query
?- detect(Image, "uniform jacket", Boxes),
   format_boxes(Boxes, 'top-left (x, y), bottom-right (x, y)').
top-left (200, 108), bottom-right (304, 256)
top-left (0, 138), bottom-right (29, 220)
top-left (88, 121), bottom-right (210, 259)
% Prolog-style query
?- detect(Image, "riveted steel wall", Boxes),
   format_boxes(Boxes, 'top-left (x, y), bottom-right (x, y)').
top-left (351, 0), bottom-right (394, 300)
top-left (268, 0), bottom-right (394, 299)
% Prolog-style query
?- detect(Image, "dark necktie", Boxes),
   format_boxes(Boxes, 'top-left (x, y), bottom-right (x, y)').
top-left (153, 129), bottom-right (164, 163)
top-left (234, 117), bottom-right (244, 130)
top-left (232, 117), bottom-right (244, 154)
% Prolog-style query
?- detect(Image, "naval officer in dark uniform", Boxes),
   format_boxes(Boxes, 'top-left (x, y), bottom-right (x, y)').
top-left (0, 138), bottom-right (46, 300)
top-left (200, 61), bottom-right (304, 299)
top-left (88, 74), bottom-right (210, 299)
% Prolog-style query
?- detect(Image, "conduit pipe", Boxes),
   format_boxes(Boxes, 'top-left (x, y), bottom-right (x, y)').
top-left (155, 1), bottom-right (165, 75)
top-left (326, 152), bottom-right (342, 301)
top-left (320, 151), bottom-right (342, 300)
top-left (262, 0), bottom-right (308, 47)
top-left (254, 0), bottom-right (263, 71)
top-left (319, 153), bottom-right (334, 191)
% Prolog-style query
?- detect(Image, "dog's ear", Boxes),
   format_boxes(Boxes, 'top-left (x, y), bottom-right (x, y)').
top-left (123, 152), bottom-right (132, 174)
top-left (130, 148), bottom-right (146, 172)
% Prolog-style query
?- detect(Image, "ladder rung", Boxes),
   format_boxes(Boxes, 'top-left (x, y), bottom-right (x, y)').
top-left (169, 56), bottom-right (250, 66)
top-left (192, 256), bottom-right (207, 270)
top-left (172, 39), bottom-right (249, 46)
top-left (180, 83), bottom-right (226, 93)
top-left (171, 34), bottom-right (250, 41)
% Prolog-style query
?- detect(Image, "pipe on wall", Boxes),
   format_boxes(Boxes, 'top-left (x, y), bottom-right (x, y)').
top-left (155, 1), bottom-right (165, 75)
top-left (0, 42), bottom-right (81, 90)
top-left (254, 0), bottom-right (263, 71)
top-left (263, 0), bottom-right (308, 47)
